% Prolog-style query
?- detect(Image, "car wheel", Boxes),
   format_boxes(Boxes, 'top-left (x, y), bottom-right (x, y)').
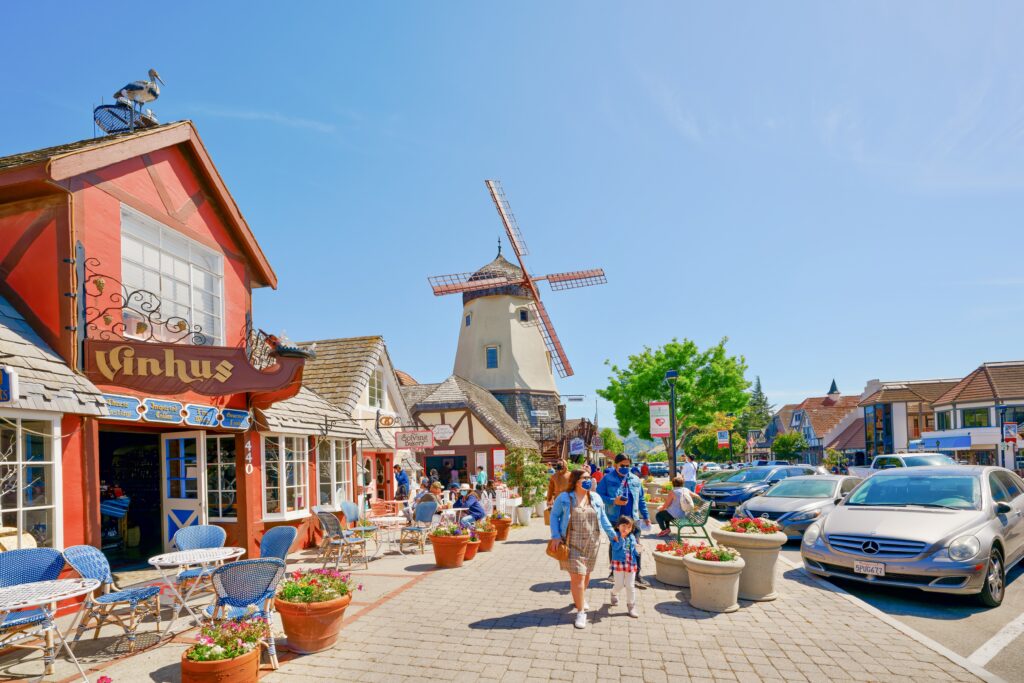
top-left (978, 548), bottom-right (1005, 608)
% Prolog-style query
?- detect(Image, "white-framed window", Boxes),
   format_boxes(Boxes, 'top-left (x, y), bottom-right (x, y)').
top-left (120, 205), bottom-right (225, 345)
top-left (369, 368), bottom-right (384, 408)
top-left (0, 413), bottom-right (61, 550)
top-left (518, 308), bottom-right (529, 322)
top-left (486, 346), bottom-right (499, 369)
top-left (262, 434), bottom-right (309, 520)
top-left (791, 413), bottom-right (802, 427)
top-left (206, 435), bottom-right (237, 521)
top-left (317, 439), bottom-right (353, 510)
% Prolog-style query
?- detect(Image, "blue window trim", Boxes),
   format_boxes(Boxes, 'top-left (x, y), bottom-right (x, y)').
top-left (485, 346), bottom-right (499, 369)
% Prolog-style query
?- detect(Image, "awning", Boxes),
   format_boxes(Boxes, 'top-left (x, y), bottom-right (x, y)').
top-left (910, 435), bottom-right (972, 451)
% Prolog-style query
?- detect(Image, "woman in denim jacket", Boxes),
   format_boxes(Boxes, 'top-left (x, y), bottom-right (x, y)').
top-left (549, 469), bottom-right (617, 629)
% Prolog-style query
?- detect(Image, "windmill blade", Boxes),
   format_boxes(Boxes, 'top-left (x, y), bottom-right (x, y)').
top-left (531, 297), bottom-right (574, 378)
top-left (485, 179), bottom-right (529, 259)
top-left (427, 272), bottom-right (518, 296)
top-left (540, 268), bottom-right (608, 291)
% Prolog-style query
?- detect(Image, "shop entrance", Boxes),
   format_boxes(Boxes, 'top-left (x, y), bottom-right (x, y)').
top-left (425, 456), bottom-right (468, 487)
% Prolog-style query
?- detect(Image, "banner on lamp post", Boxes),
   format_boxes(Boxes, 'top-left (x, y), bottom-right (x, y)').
top-left (1004, 422), bottom-right (1018, 444)
top-left (716, 430), bottom-right (731, 449)
top-left (649, 401), bottom-right (670, 438)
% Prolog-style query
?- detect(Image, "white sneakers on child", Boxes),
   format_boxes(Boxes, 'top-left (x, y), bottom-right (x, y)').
top-left (574, 610), bottom-right (587, 629)
top-left (610, 594), bottom-right (619, 606)
top-left (627, 603), bottom-right (639, 618)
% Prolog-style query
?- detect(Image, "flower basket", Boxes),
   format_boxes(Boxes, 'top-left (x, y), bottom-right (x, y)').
top-left (429, 524), bottom-right (471, 568)
top-left (491, 515), bottom-right (512, 541)
top-left (181, 645), bottom-right (259, 683)
top-left (275, 568), bottom-right (359, 654)
top-left (652, 541), bottom-right (709, 587)
top-left (682, 547), bottom-right (745, 613)
top-left (711, 519), bottom-right (787, 601)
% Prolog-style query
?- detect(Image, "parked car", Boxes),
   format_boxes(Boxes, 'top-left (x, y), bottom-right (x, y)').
top-left (801, 466), bottom-right (1024, 607)
top-left (848, 452), bottom-right (956, 479)
top-left (737, 475), bottom-right (862, 539)
top-left (647, 462), bottom-right (669, 477)
top-left (699, 465), bottom-right (818, 516)
top-left (753, 459), bottom-right (793, 467)
top-left (695, 470), bottom-right (735, 493)
top-left (700, 462), bottom-right (722, 472)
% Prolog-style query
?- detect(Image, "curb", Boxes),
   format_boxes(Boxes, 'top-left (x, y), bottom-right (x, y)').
top-left (778, 555), bottom-right (1005, 683)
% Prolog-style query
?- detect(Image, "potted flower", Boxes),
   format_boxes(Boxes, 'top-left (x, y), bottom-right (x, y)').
top-left (652, 541), bottom-right (709, 587)
top-left (682, 545), bottom-right (745, 613)
top-left (490, 511), bottom-right (512, 541)
top-left (504, 448), bottom-right (548, 526)
top-left (181, 618), bottom-right (269, 683)
top-left (475, 519), bottom-right (497, 552)
top-left (711, 517), bottom-right (787, 601)
top-left (275, 568), bottom-right (360, 654)
top-left (463, 527), bottom-right (481, 561)
top-left (428, 523), bottom-right (471, 568)
top-left (645, 478), bottom-right (662, 497)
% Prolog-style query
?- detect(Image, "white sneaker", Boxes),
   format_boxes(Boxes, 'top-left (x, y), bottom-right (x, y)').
top-left (574, 611), bottom-right (587, 629)
top-left (610, 594), bottom-right (619, 606)
top-left (627, 604), bottom-right (639, 618)
top-left (571, 602), bottom-right (591, 613)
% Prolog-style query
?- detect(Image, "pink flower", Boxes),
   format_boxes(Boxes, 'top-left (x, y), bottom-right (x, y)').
top-left (98, 677), bottom-right (112, 683)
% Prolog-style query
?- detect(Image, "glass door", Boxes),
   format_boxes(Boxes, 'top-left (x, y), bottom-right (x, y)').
top-left (160, 432), bottom-right (208, 551)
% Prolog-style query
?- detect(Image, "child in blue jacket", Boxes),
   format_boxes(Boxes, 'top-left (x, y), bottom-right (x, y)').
top-left (610, 515), bottom-right (642, 618)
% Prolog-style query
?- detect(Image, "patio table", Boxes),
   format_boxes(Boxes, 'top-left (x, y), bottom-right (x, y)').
top-left (438, 508), bottom-right (466, 526)
top-left (366, 515), bottom-right (408, 557)
top-left (0, 577), bottom-right (99, 681)
top-left (148, 547), bottom-right (245, 634)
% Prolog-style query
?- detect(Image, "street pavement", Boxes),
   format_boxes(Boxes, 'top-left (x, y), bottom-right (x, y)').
top-left (0, 519), bottom-right (995, 682)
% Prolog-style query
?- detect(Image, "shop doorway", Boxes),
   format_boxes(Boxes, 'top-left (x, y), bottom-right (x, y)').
top-left (99, 431), bottom-right (161, 570)
top-left (425, 456), bottom-right (468, 487)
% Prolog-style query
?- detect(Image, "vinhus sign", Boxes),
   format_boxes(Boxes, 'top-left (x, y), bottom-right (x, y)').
top-left (84, 339), bottom-right (304, 396)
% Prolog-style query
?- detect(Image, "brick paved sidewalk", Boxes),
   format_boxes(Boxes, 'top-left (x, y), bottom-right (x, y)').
top-left (262, 521), bottom-right (984, 683)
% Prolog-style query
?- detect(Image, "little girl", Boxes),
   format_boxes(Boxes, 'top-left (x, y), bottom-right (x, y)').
top-left (609, 515), bottom-right (641, 618)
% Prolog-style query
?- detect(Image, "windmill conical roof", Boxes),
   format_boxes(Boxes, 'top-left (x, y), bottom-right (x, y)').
top-left (464, 253), bottom-right (530, 304)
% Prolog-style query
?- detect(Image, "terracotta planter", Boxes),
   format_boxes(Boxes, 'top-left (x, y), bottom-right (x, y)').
top-left (181, 644), bottom-right (259, 683)
top-left (653, 551), bottom-right (690, 587)
top-left (476, 529), bottom-right (497, 551)
top-left (515, 506), bottom-right (533, 526)
top-left (463, 539), bottom-right (481, 561)
top-left (682, 554), bottom-right (745, 614)
top-left (429, 534), bottom-right (470, 568)
top-left (275, 594), bottom-right (352, 654)
top-left (492, 517), bottom-right (512, 541)
top-left (711, 527), bottom-right (787, 601)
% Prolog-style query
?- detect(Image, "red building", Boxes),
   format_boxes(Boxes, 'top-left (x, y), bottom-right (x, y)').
top-left (0, 121), bottom-right (361, 568)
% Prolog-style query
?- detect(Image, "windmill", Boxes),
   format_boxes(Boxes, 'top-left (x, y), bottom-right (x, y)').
top-left (428, 180), bottom-right (607, 380)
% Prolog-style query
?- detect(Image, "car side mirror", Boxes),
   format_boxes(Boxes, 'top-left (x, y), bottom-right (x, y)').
top-left (768, 479), bottom-right (780, 485)
top-left (996, 502), bottom-right (1013, 515)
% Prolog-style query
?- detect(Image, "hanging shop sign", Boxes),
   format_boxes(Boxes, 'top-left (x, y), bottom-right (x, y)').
top-left (0, 367), bottom-right (18, 404)
top-left (569, 438), bottom-right (585, 455)
top-left (431, 424), bottom-right (455, 441)
top-left (1004, 422), bottom-right (1019, 443)
top-left (433, 449), bottom-right (456, 455)
top-left (395, 430), bottom-right (434, 450)
top-left (591, 435), bottom-right (604, 451)
top-left (84, 339), bottom-right (304, 397)
top-left (102, 393), bottom-right (250, 430)
top-left (649, 401), bottom-right (670, 438)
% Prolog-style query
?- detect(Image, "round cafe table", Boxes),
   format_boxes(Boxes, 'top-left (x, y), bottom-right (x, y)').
top-left (148, 547), bottom-right (245, 634)
top-left (0, 578), bottom-right (100, 682)
top-left (365, 515), bottom-right (408, 557)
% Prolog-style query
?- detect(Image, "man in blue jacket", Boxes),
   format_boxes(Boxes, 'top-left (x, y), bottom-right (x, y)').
top-left (394, 464), bottom-right (410, 499)
top-left (454, 484), bottom-right (487, 527)
top-left (596, 453), bottom-right (651, 587)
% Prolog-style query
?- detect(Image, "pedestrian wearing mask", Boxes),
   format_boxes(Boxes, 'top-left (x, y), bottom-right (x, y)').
top-left (548, 468), bottom-right (617, 629)
top-left (596, 454), bottom-right (651, 588)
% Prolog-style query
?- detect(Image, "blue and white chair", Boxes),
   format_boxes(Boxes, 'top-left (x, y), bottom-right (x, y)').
top-left (0, 548), bottom-right (66, 672)
top-left (63, 545), bottom-right (161, 652)
top-left (315, 511), bottom-right (368, 570)
top-left (172, 525), bottom-right (227, 601)
top-left (399, 500), bottom-right (438, 554)
top-left (259, 526), bottom-right (297, 562)
top-left (204, 558), bottom-right (286, 669)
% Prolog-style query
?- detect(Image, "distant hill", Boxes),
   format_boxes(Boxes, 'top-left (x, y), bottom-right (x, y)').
top-left (622, 433), bottom-right (661, 458)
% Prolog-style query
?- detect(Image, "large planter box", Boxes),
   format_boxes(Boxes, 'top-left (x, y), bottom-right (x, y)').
top-left (464, 539), bottom-right (481, 561)
top-left (653, 551), bottom-right (690, 587)
top-left (492, 518), bottom-right (512, 541)
top-left (275, 593), bottom-right (352, 654)
top-left (477, 529), bottom-right (497, 551)
top-left (515, 506), bottom-right (533, 526)
top-left (682, 554), bottom-right (745, 614)
top-left (429, 534), bottom-right (470, 568)
top-left (181, 646), bottom-right (260, 683)
top-left (711, 527), bottom-right (787, 601)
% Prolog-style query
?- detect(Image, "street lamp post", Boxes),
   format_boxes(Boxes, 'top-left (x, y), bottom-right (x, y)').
top-left (666, 370), bottom-right (679, 481)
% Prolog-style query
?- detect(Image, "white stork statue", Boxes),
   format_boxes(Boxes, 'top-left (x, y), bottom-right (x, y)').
top-left (114, 69), bottom-right (164, 110)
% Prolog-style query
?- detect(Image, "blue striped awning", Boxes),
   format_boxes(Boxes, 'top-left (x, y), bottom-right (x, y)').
top-left (910, 435), bottom-right (972, 451)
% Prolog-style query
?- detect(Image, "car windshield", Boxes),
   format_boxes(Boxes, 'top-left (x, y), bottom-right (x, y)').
top-left (845, 475), bottom-right (980, 510)
top-left (723, 469), bottom-right (773, 483)
top-left (764, 480), bottom-right (835, 498)
top-left (901, 455), bottom-right (956, 467)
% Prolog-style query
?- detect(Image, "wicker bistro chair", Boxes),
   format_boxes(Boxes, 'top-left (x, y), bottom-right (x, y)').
top-left (203, 559), bottom-right (286, 669)
top-left (398, 501), bottom-right (438, 554)
top-left (171, 525), bottom-right (227, 601)
top-left (670, 501), bottom-right (713, 545)
top-left (339, 501), bottom-right (378, 556)
top-left (315, 511), bottom-right (368, 570)
top-left (62, 545), bottom-right (161, 652)
top-left (259, 526), bottom-right (297, 562)
top-left (0, 548), bottom-right (66, 668)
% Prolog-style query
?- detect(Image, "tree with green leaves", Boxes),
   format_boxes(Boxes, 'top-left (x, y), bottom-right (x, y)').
top-left (734, 376), bottom-right (774, 438)
top-left (598, 427), bottom-right (624, 455)
top-left (771, 432), bottom-right (808, 459)
top-left (686, 413), bottom-right (746, 460)
top-left (823, 448), bottom-right (847, 471)
top-left (598, 338), bottom-right (750, 462)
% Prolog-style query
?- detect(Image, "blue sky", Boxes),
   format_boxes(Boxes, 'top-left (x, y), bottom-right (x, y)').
top-left (4, 3), bottom-right (1023, 429)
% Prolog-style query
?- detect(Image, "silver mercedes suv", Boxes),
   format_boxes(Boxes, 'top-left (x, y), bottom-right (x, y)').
top-left (800, 466), bottom-right (1024, 607)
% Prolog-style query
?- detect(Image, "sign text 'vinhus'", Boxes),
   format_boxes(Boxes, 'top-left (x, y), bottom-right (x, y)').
top-left (85, 339), bottom-right (305, 397)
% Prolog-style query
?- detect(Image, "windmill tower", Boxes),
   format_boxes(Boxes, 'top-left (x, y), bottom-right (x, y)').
top-left (428, 180), bottom-right (607, 449)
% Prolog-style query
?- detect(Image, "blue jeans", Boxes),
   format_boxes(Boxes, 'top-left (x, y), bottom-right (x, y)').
top-left (684, 481), bottom-right (696, 492)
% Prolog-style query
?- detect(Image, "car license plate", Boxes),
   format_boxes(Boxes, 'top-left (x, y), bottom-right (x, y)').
top-left (853, 561), bottom-right (885, 577)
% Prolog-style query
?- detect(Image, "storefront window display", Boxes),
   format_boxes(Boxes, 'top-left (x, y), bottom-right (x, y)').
top-left (0, 416), bottom-right (59, 549)
top-left (317, 439), bottom-right (352, 510)
top-left (206, 436), bottom-right (237, 520)
top-left (263, 435), bottom-right (309, 519)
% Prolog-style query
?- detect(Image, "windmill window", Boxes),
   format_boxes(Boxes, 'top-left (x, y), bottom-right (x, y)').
top-left (486, 346), bottom-right (499, 369)
top-left (519, 309), bottom-right (529, 322)
top-left (465, 314), bottom-right (472, 327)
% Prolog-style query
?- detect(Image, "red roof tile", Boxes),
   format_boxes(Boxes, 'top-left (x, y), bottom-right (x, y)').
top-left (935, 362), bottom-right (1024, 404)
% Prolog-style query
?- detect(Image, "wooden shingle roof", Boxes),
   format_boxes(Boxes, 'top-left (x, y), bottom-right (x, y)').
top-left (257, 386), bottom-right (363, 438)
top-left (935, 362), bottom-right (1024, 405)
top-left (299, 336), bottom-right (387, 415)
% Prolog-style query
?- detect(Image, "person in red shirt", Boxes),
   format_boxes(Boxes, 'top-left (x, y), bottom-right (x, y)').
top-left (640, 463), bottom-right (650, 478)
top-left (592, 468), bottom-right (604, 483)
